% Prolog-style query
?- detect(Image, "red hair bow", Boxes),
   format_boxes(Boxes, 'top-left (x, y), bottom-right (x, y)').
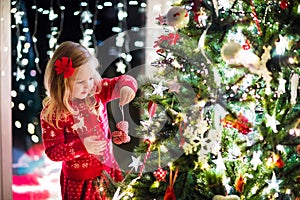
top-left (54, 57), bottom-right (74, 78)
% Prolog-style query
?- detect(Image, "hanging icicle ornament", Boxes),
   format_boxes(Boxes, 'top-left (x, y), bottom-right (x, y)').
top-left (166, 6), bottom-right (189, 29)
top-left (290, 73), bottom-right (299, 105)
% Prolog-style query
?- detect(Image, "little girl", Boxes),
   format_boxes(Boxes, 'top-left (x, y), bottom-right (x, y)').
top-left (40, 41), bottom-right (138, 200)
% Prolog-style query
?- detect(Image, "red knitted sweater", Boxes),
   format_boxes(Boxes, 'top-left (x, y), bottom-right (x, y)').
top-left (41, 75), bottom-right (137, 181)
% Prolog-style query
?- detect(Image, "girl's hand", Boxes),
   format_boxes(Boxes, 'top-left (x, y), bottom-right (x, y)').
top-left (119, 86), bottom-right (136, 106)
top-left (83, 136), bottom-right (107, 155)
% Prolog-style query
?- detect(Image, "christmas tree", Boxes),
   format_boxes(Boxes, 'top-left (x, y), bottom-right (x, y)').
top-left (107, 0), bottom-right (300, 199)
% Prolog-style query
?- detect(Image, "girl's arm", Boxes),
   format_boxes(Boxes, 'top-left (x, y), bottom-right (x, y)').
top-left (98, 75), bottom-right (138, 103)
top-left (41, 119), bottom-right (88, 161)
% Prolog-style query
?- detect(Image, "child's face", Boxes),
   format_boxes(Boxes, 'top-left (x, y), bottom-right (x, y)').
top-left (69, 61), bottom-right (96, 100)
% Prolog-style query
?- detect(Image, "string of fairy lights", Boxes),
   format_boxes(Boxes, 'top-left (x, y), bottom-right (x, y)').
top-left (10, 0), bottom-right (147, 146)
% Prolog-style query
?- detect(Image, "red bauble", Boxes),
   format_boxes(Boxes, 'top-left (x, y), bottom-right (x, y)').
top-left (275, 157), bottom-right (285, 168)
top-left (153, 167), bottom-right (167, 182)
top-left (280, 0), bottom-right (288, 9)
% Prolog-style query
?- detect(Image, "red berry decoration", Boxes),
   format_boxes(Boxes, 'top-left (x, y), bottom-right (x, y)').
top-left (153, 167), bottom-right (167, 182)
top-left (280, 0), bottom-right (288, 9)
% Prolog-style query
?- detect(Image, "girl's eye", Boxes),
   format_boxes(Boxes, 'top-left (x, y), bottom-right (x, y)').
top-left (77, 81), bottom-right (84, 84)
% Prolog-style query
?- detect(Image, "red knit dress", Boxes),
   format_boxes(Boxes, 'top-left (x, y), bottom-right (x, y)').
top-left (41, 75), bottom-right (137, 200)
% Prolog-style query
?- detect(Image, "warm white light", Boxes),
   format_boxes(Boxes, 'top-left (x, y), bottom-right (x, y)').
top-left (112, 27), bottom-right (122, 32)
top-left (134, 41), bottom-right (144, 47)
top-left (74, 11), bottom-right (80, 15)
top-left (18, 103), bottom-right (25, 111)
top-left (11, 90), bottom-right (17, 97)
top-left (27, 123), bottom-right (35, 134)
top-left (21, 58), bottom-right (28, 66)
top-left (129, 1), bottom-right (138, 5)
top-left (288, 57), bottom-right (295, 64)
top-left (31, 135), bottom-right (39, 143)
top-left (80, 2), bottom-right (88, 6)
top-left (104, 2), bottom-right (113, 6)
top-left (15, 121), bottom-right (22, 128)
top-left (28, 84), bottom-right (36, 93)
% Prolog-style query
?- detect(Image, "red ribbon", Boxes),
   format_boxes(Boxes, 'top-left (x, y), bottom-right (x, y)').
top-left (54, 57), bottom-right (74, 78)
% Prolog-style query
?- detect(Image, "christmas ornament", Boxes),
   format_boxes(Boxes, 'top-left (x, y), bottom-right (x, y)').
top-left (139, 139), bottom-right (152, 177)
top-left (274, 154), bottom-right (285, 168)
top-left (290, 73), bottom-right (299, 105)
top-left (265, 114), bottom-right (280, 133)
top-left (265, 171), bottom-right (282, 193)
top-left (128, 156), bottom-right (143, 172)
top-left (212, 152), bottom-right (226, 173)
top-left (164, 167), bottom-right (178, 200)
top-left (166, 6), bottom-right (189, 29)
top-left (154, 33), bottom-right (180, 48)
top-left (112, 106), bottom-right (131, 144)
top-left (242, 40), bottom-right (251, 50)
top-left (151, 82), bottom-right (169, 97)
top-left (195, 7), bottom-right (208, 27)
top-left (221, 113), bottom-right (252, 134)
top-left (112, 121), bottom-right (131, 144)
top-left (148, 101), bottom-right (157, 120)
top-left (212, 195), bottom-right (240, 200)
top-left (250, 0), bottom-right (261, 35)
top-left (221, 42), bottom-right (272, 94)
top-left (275, 157), bottom-right (285, 168)
top-left (280, 0), bottom-right (289, 9)
top-left (235, 175), bottom-right (245, 193)
top-left (153, 167), bottom-right (167, 182)
top-left (250, 151), bottom-right (262, 170)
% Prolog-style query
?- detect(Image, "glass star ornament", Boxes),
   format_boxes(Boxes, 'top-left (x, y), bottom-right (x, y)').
top-left (152, 83), bottom-right (168, 97)
top-left (265, 171), bottom-right (283, 194)
top-left (265, 114), bottom-right (280, 133)
top-left (128, 155), bottom-right (143, 172)
top-left (250, 151), bottom-right (262, 170)
top-left (212, 152), bottom-right (226, 173)
top-left (275, 34), bottom-right (289, 55)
